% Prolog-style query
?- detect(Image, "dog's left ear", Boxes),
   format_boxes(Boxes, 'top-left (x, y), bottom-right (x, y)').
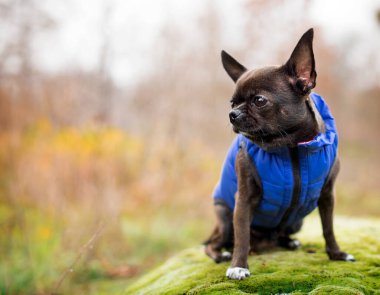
top-left (285, 28), bottom-right (317, 94)
top-left (221, 50), bottom-right (247, 83)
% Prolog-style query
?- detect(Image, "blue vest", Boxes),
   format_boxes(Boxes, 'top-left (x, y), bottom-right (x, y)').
top-left (213, 92), bottom-right (338, 229)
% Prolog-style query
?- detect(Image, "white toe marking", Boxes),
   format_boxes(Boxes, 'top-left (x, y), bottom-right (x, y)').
top-left (290, 240), bottom-right (301, 248)
top-left (226, 267), bottom-right (250, 280)
top-left (345, 254), bottom-right (355, 261)
top-left (222, 251), bottom-right (232, 259)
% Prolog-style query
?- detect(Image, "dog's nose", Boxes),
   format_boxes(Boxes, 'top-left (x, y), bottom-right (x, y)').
top-left (229, 109), bottom-right (241, 123)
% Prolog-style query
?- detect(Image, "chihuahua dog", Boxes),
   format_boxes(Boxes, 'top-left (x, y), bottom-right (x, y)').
top-left (204, 29), bottom-right (355, 280)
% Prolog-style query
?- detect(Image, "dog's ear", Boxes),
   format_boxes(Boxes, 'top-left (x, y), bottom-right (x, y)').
top-left (221, 50), bottom-right (247, 83)
top-left (285, 28), bottom-right (317, 94)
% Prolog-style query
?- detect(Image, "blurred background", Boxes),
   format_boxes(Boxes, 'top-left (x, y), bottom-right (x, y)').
top-left (0, 0), bottom-right (379, 293)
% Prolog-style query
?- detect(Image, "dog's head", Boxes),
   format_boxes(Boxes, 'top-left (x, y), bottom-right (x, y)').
top-left (222, 28), bottom-right (320, 149)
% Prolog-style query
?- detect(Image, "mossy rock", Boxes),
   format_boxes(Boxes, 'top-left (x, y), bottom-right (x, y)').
top-left (125, 216), bottom-right (380, 294)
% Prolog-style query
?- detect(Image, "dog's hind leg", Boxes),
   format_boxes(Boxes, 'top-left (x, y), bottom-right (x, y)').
top-left (318, 159), bottom-right (355, 261)
top-left (204, 201), bottom-right (233, 263)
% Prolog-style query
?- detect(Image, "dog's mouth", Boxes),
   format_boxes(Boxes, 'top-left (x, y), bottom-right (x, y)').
top-left (232, 124), bottom-right (291, 147)
top-left (232, 124), bottom-right (265, 141)
top-left (230, 113), bottom-right (293, 147)
top-left (232, 120), bottom-right (254, 133)
top-left (232, 125), bottom-right (251, 137)
top-left (232, 124), bottom-right (264, 138)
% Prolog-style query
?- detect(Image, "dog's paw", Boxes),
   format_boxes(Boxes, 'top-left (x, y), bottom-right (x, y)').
top-left (205, 245), bottom-right (232, 263)
top-left (328, 251), bottom-right (356, 262)
top-left (226, 267), bottom-right (250, 280)
top-left (278, 237), bottom-right (301, 250)
top-left (221, 251), bottom-right (232, 261)
top-left (213, 251), bottom-right (232, 263)
top-left (345, 254), bottom-right (356, 261)
top-left (288, 239), bottom-right (301, 249)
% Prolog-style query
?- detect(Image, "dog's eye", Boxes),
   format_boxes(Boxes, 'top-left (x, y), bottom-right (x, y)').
top-left (252, 95), bottom-right (268, 108)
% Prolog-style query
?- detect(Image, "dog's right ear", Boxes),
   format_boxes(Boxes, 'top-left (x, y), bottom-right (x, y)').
top-left (221, 50), bottom-right (247, 83)
top-left (284, 28), bottom-right (316, 95)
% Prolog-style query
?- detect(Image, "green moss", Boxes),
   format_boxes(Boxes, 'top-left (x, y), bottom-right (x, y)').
top-left (309, 285), bottom-right (364, 295)
top-left (125, 216), bottom-right (380, 295)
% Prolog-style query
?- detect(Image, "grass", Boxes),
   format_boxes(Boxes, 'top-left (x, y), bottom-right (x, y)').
top-left (0, 201), bottom-right (215, 294)
top-left (125, 215), bottom-right (380, 295)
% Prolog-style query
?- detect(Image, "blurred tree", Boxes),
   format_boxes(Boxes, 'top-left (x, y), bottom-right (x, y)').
top-left (95, 1), bottom-right (115, 124)
top-left (0, 0), bottom-right (54, 78)
top-left (0, 0), bottom-right (55, 130)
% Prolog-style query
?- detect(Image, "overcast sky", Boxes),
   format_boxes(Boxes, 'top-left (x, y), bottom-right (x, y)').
top-left (28, 0), bottom-right (380, 87)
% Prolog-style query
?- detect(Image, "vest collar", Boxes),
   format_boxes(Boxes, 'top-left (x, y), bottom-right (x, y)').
top-left (297, 92), bottom-right (337, 150)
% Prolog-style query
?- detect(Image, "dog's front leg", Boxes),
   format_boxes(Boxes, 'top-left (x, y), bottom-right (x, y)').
top-left (226, 190), bottom-right (253, 279)
top-left (318, 159), bottom-right (355, 262)
top-left (226, 143), bottom-right (261, 280)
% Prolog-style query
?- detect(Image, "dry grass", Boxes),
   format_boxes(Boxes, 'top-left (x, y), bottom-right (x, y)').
top-left (0, 121), bottom-right (219, 294)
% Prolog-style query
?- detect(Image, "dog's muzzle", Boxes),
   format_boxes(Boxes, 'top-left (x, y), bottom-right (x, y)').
top-left (229, 109), bottom-right (242, 123)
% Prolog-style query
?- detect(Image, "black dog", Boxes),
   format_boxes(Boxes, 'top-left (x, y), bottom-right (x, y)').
top-left (204, 28), bottom-right (355, 280)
